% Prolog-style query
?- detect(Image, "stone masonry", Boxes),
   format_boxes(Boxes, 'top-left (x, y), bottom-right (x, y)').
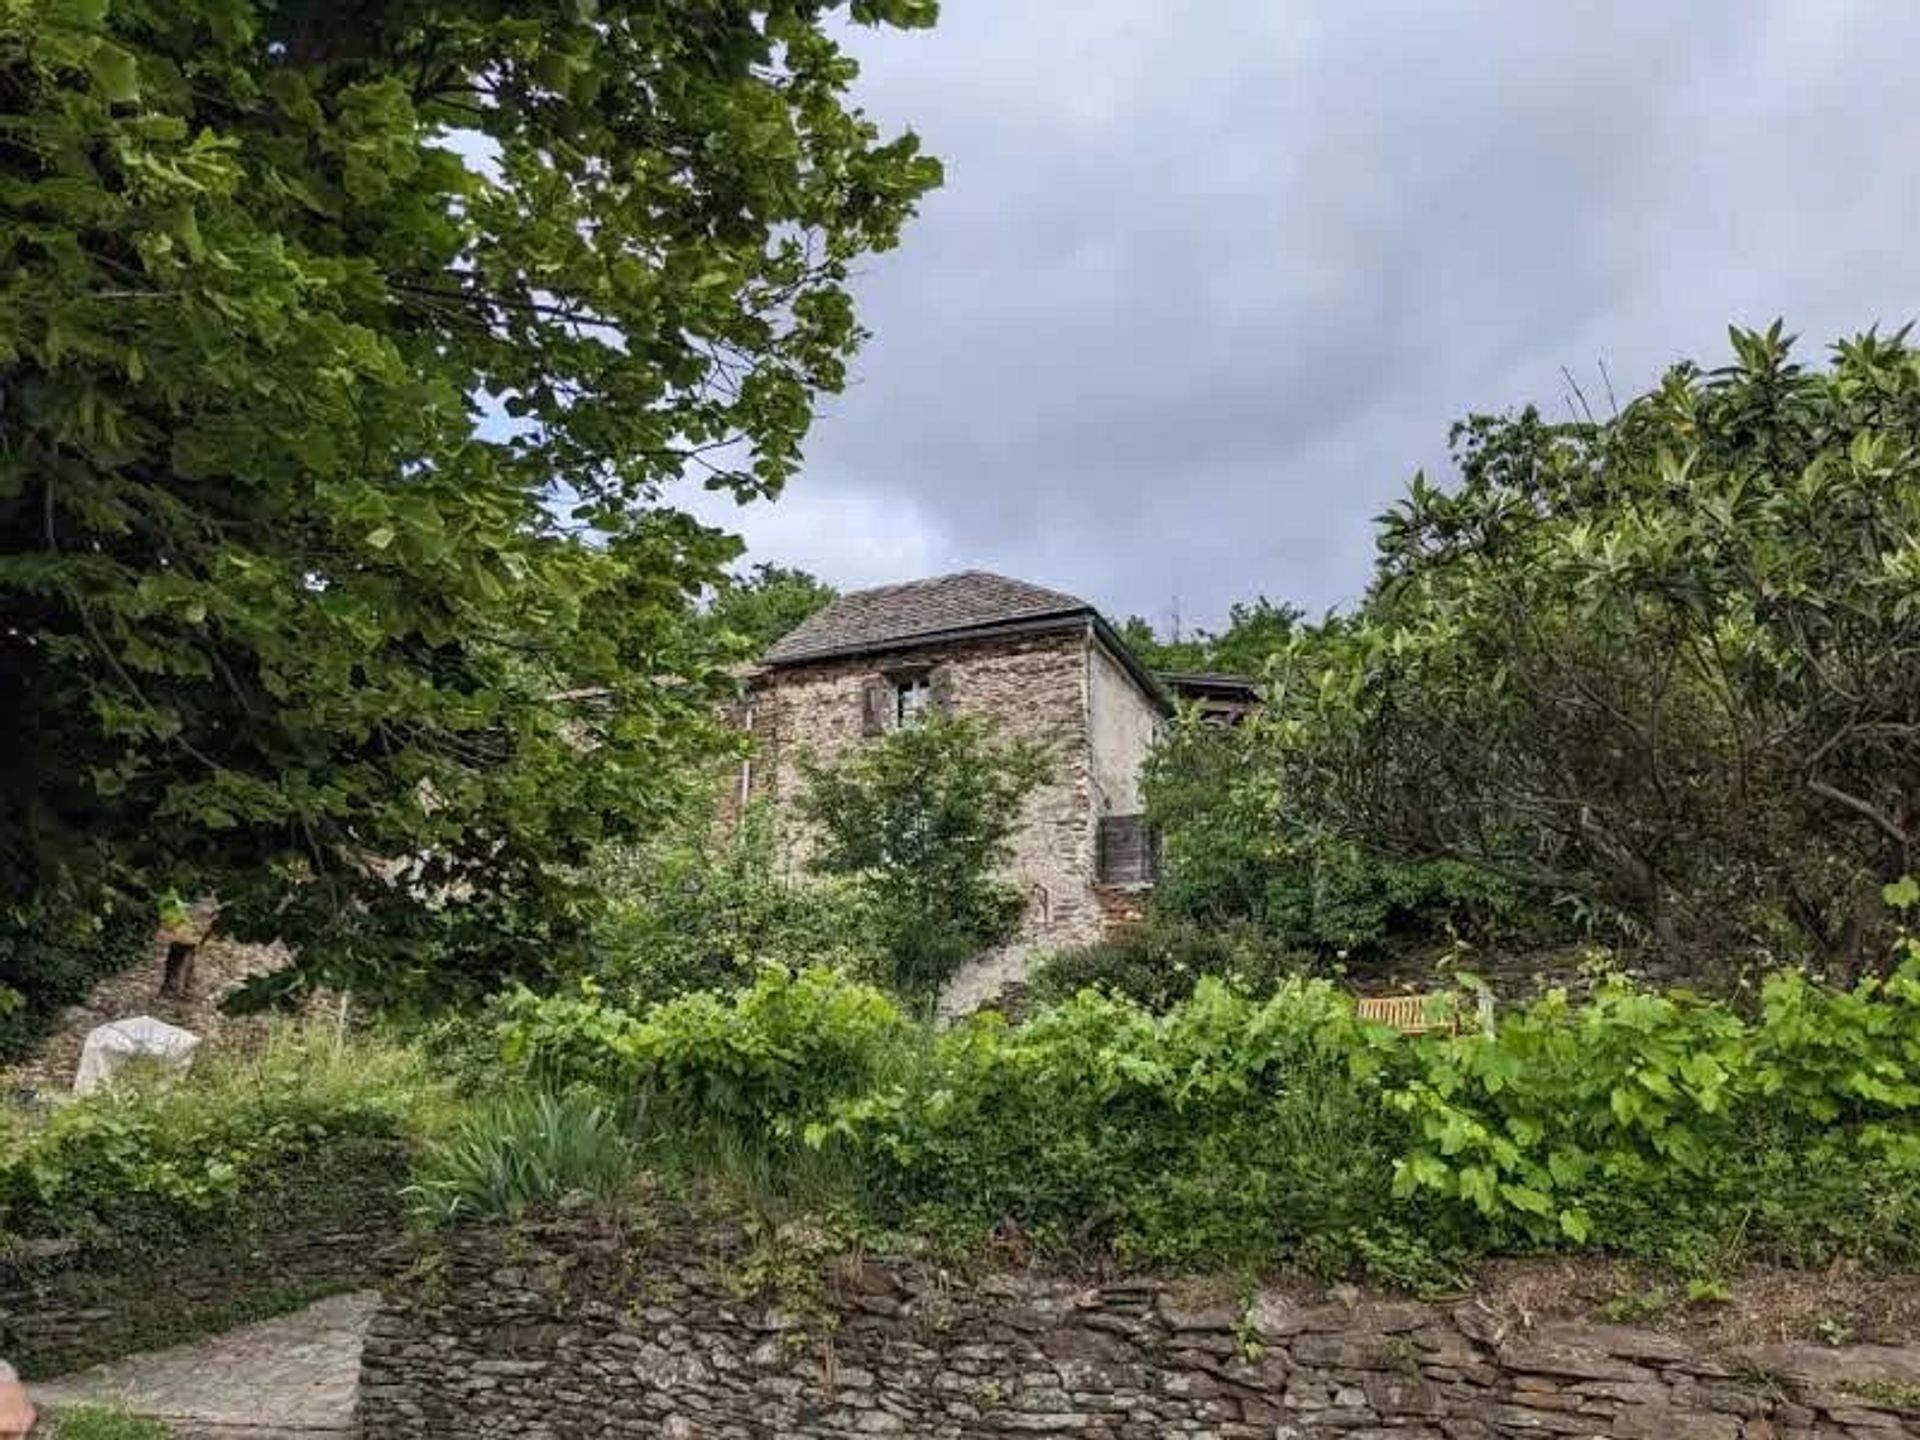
top-left (357, 1220), bottom-right (1920, 1438)
top-left (740, 628), bottom-right (1125, 1009)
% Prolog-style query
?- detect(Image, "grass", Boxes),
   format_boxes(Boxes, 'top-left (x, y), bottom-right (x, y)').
top-left (405, 1089), bottom-right (637, 1223)
top-left (1840, 1378), bottom-right (1920, 1414)
top-left (43, 1405), bottom-right (170, 1439)
top-left (183, 1015), bottom-right (459, 1135)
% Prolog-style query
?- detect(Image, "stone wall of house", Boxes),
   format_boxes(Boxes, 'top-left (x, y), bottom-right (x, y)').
top-left (358, 1219), bottom-right (1920, 1439)
top-left (1087, 640), bottom-right (1162, 819)
top-left (743, 628), bottom-right (1106, 963)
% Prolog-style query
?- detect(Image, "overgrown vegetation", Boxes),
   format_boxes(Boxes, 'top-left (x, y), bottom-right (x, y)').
top-left (499, 932), bottom-right (1920, 1284)
top-left (0, 1025), bottom-right (443, 1374)
top-left (1249, 325), bottom-right (1920, 978)
top-left (1082, 326), bottom-right (1920, 1003)
top-left (590, 805), bottom-right (880, 1009)
top-left (585, 710), bottom-right (1048, 1012)
top-left (1034, 711), bottom-right (1526, 1007)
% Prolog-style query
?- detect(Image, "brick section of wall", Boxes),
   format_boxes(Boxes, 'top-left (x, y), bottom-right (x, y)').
top-left (358, 1220), bottom-right (1920, 1438)
top-left (744, 629), bottom-right (1106, 961)
top-left (1093, 883), bottom-right (1150, 931)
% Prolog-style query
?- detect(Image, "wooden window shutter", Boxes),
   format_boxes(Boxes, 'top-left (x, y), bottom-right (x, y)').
top-left (861, 678), bottom-right (892, 736)
top-left (1097, 815), bottom-right (1157, 886)
top-left (928, 664), bottom-right (955, 716)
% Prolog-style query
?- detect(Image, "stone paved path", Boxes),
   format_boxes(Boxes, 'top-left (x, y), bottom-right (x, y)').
top-left (29, 1290), bottom-right (378, 1437)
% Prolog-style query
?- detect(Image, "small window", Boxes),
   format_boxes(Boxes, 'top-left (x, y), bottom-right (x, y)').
top-left (895, 675), bottom-right (932, 726)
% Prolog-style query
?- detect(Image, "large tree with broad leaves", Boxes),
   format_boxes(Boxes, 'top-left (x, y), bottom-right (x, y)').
top-left (0, 0), bottom-right (941, 1004)
top-left (1254, 324), bottom-right (1920, 976)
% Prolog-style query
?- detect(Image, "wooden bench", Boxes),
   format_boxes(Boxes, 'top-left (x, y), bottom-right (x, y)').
top-left (1356, 992), bottom-right (1469, 1036)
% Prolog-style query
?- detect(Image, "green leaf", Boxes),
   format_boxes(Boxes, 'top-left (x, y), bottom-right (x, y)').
top-left (1498, 1182), bottom-right (1555, 1216)
top-left (88, 42), bottom-right (140, 102)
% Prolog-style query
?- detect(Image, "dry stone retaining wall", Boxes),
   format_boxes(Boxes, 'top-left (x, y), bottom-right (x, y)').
top-left (356, 1221), bottom-right (1920, 1438)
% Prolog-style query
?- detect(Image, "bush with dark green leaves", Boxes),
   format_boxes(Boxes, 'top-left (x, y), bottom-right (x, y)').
top-left (0, 902), bottom-right (150, 1063)
top-left (1123, 712), bottom-right (1527, 997)
top-left (1249, 325), bottom-right (1920, 976)
top-left (0, 1025), bottom-right (441, 1374)
top-left (0, 0), bottom-right (942, 1006)
top-left (1030, 917), bottom-right (1305, 1012)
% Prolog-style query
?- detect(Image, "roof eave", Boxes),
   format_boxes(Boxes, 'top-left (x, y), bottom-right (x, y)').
top-left (1089, 615), bottom-right (1175, 715)
top-left (1154, 670), bottom-right (1263, 696)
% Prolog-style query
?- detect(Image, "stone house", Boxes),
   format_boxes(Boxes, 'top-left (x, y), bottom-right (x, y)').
top-left (731, 571), bottom-right (1172, 1006)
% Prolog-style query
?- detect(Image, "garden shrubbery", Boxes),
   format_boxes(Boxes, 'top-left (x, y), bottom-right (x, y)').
top-left (589, 806), bottom-right (882, 1009)
top-left (0, 1026), bottom-right (448, 1374)
top-left (500, 943), bottom-right (1920, 1283)
top-left (0, 1025), bottom-right (440, 1247)
top-left (1028, 917), bottom-right (1302, 1011)
top-left (1060, 711), bottom-right (1536, 1011)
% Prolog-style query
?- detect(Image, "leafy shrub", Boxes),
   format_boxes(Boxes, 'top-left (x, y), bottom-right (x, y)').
top-left (1389, 953), bottom-right (1920, 1265)
top-left (501, 966), bottom-right (911, 1143)
top-left (832, 978), bottom-right (1415, 1270)
top-left (1030, 918), bottom-right (1306, 1010)
top-left (407, 1091), bottom-right (635, 1223)
top-left (0, 1024), bottom-right (440, 1245)
top-left (591, 804), bottom-right (881, 1007)
top-left (491, 947), bottom-right (1920, 1279)
top-left (1142, 714), bottom-right (1526, 980)
top-left (1246, 327), bottom-right (1920, 974)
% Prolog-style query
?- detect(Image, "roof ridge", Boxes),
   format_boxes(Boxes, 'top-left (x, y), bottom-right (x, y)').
top-left (837, 568), bottom-right (1024, 598)
top-left (762, 570), bottom-right (1093, 665)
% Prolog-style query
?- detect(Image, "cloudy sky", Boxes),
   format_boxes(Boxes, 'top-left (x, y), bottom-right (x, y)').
top-left (694, 0), bottom-right (1920, 632)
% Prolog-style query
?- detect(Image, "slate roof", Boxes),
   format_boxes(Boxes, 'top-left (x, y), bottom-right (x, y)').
top-left (763, 570), bottom-right (1095, 665)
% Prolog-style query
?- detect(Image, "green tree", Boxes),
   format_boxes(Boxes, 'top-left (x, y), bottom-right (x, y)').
top-left (704, 563), bottom-right (838, 654)
top-left (1257, 324), bottom-right (1920, 974)
top-left (1118, 597), bottom-right (1300, 674)
top-left (0, 0), bottom-right (942, 1001)
top-left (795, 714), bottom-right (1047, 1003)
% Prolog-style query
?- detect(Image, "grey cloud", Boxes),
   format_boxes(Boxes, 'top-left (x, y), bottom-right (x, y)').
top-left (710, 0), bottom-right (1920, 629)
